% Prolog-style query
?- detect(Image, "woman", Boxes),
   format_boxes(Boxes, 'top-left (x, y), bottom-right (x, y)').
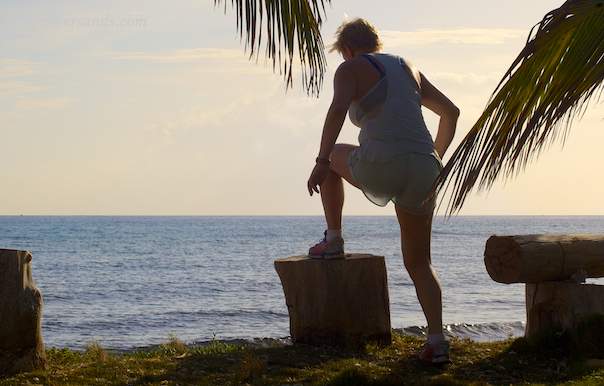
top-left (307, 18), bottom-right (459, 364)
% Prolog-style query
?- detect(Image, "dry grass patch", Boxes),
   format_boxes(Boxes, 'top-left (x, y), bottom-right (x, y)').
top-left (4, 330), bottom-right (604, 385)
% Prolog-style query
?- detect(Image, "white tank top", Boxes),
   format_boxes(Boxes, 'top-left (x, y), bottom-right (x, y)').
top-left (348, 53), bottom-right (437, 163)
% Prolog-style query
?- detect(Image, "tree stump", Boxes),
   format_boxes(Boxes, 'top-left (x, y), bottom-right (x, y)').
top-left (0, 249), bottom-right (46, 375)
top-left (484, 234), bottom-right (604, 283)
top-left (274, 254), bottom-right (391, 346)
top-left (525, 281), bottom-right (604, 340)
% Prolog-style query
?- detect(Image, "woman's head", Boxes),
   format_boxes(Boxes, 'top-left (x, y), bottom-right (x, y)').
top-left (330, 18), bottom-right (383, 56)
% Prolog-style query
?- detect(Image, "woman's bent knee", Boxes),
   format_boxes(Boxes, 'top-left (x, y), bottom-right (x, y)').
top-left (331, 144), bottom-right (359, 188)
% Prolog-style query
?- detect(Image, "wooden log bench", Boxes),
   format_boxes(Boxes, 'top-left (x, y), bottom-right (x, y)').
top-left (274, 254), bottom-right (391, 346)
top-left (0, 249), bottom-right (46, 375)
top-left (484, 235), bottom-right (604, 340)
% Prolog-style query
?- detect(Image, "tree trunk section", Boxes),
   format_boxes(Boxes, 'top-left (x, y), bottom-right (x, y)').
top-left (0, 249), bottom-right (47, 375)
top-left (484, 234), bottom-right (604, 284)
top-left (274, 254), bottom-right (391, 346)
top-left (525, 281), bottom-right (604, 340)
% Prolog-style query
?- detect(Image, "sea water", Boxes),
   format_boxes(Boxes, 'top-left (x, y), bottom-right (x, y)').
top-left (1, 215), bottom-right (603, 351)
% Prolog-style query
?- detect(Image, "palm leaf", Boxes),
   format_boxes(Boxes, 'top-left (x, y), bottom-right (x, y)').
top-left (215, 0), bottom-right (329, 96)
top-left (434, 0), bottom-right (604, 215)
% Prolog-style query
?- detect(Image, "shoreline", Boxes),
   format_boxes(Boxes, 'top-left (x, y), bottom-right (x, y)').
top-left (49, 321), bottom-right (527, 354)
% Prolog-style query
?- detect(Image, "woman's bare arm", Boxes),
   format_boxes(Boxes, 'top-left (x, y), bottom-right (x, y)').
top-left (420, 74), bottom-right (459, 158)
top-left (307, 63), bottom-right (357, 195)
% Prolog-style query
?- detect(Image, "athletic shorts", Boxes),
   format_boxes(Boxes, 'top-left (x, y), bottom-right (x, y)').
top-left (349, 152), bottom-right (442, 215)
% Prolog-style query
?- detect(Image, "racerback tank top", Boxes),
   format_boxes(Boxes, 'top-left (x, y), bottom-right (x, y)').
top-left (348, 53), bottom-right (437, 163)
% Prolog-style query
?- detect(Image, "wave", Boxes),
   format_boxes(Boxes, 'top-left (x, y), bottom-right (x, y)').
top-left (162, 309), bottom-right (289, 318)
top-left (131, 321), bottom-right (527, 353)
top-left (395, 321), bottom-right (526, 342)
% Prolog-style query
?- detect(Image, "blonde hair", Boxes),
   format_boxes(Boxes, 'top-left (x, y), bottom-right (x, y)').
top-left (330, 18), bottom-right (383, 55)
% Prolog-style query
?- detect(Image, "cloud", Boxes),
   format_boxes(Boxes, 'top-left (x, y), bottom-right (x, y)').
top-left (100, 48), bottom-right (244, 63)
top-left (380, 28), bottom-right (527, 46)
top-left (0, 60), bottom-right (41, 78)
top-left (428, 71), bottom-right (503, 84)
top-left (0, 112), bottom-right (22, 121)
top-left (97, 47), bottom-right (292, 75)
top-left (139, 99), bottom-right (246, 149)
top-left (0, 81), bottom-right (45, 96)
top-left (14, 97), bottom-right (73, 111)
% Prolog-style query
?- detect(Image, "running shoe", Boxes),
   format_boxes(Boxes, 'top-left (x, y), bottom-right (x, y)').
top-left (420, 341), bottom-right (451, 364)
top-left (308, 231), bottom-right (345, 259)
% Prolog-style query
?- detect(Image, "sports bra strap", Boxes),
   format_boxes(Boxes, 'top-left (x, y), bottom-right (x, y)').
top-left (360, 54), bottom-right (386, 78)
top-left (398, 57), bottom-right (406, 69)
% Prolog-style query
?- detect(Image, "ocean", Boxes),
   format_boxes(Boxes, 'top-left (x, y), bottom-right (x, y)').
top-left (1, 215), bottom-right (603, 351)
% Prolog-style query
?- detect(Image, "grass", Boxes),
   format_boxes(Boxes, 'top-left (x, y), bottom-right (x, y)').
top-left (4, 327), bottom-right (604, 386)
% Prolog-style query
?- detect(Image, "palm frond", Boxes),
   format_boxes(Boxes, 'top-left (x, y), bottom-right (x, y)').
top-left (215, 0), bottom-right (329, 96)
top-left (434, 0), bottom-right (604, 215)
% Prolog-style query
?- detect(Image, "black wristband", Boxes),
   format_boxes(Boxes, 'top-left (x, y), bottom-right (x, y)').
top-left (316, 157), bottom-right (331, 165)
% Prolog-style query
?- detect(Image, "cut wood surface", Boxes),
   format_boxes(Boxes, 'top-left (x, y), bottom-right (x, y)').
top-left (484, 234), bottom-right (604, 284)
top-left (274, 254), bottom-right (391, 346)
top-left (525, 281), bottom-right (604, 340)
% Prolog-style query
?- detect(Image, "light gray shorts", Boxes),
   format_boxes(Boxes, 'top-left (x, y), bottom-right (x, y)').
top-left (349, 152), bottom-right (442, 215)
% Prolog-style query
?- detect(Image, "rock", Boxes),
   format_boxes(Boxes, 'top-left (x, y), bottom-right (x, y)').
top-left (0, 249), bottom-right (46, 375)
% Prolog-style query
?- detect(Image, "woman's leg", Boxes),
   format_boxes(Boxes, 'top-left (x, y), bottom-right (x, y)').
top-left (395, 206), bottom-right (443, 335)
top-left (320, 144), bottom-right (359, 230)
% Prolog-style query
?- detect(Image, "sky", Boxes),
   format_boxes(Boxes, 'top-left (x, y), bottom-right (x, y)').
top-left (2, 0), bottom-right (603, 216)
